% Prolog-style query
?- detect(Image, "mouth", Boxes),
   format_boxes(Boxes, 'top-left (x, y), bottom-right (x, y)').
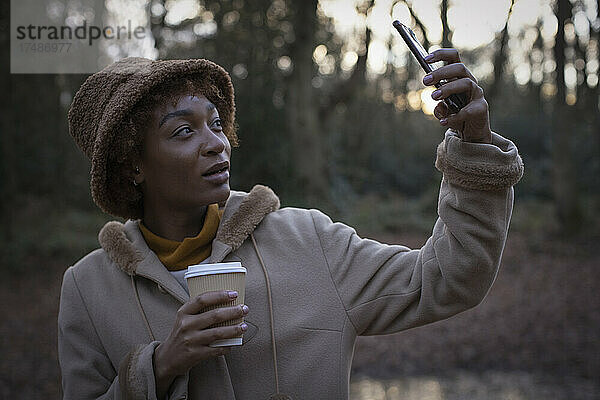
top-left (202, 161), bottom-right (230, 176)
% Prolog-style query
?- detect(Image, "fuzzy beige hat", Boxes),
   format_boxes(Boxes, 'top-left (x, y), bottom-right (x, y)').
top-left (68, 57), bottom-right (237, 219)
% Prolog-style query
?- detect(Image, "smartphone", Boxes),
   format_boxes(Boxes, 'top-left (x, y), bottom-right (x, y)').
top-left (392, 20), bottom-right (467, 114)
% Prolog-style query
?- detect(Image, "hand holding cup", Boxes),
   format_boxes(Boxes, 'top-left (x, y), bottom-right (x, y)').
top-left (153, 290), bottom-right (249, 397)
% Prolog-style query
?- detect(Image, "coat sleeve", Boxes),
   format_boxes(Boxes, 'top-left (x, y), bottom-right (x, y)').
top-left (310, 130), bottom-right (523, 336)
top-left (58, 267), bottom-right (187, 400)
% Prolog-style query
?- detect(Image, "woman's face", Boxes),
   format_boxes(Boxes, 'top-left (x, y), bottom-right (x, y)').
top-left (138, 94), bottom-right (232, 214)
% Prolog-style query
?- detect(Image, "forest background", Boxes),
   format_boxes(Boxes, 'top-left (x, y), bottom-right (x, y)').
top-left (1, 0), bottom-right (599, 398)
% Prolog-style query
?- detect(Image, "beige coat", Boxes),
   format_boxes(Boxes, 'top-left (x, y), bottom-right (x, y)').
top-left (58, 130), bottom-right (523, 399)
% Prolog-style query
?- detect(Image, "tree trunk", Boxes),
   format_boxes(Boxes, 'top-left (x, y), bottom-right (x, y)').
top-left (552, 0), bottom-right (582, 233)
top-left (149, 0), bottom-right (167, 58)
top-left (488, 0), bottom-right (515, 100)
top-left (0, 0), bottom-right (14, 241)
top-left (596, 0), bottom-right (600, 157)
top-left (441, 0), bottom-right (452, 48)
top-left (319, 0), bottom-right (373, 122)
top-left (403, 0), bottom-right (430, 50)
top-left (593, 0), bottom-right (600, 104)
top-left (286, 0), bottom-right (327, 201)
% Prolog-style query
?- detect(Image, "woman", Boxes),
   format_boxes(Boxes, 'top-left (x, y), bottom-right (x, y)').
top-left (59, 53), bottom-right (523, 399)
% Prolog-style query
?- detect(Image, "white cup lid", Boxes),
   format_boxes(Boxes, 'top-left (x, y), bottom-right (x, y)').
top-left (184, 262), bottom-right (246, 280)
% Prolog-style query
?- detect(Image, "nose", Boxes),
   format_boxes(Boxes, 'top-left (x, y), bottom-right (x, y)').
top-left (200, 126), bottom-right (227, 155)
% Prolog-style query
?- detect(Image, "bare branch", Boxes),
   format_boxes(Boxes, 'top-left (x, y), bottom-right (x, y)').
top-left (441, 0), bottom-right (451, 48)
top-left (488, 0), bottom-right (515, 100)
top-left (395, 0), bottom-right (430, 49)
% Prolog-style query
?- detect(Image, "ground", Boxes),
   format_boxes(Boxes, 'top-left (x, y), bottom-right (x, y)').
top-left (1, 231), bottom-right (599, 399)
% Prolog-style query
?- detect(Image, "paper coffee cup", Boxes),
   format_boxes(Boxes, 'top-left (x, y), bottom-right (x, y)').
top-left (184, 262), bottom-right (246, 347)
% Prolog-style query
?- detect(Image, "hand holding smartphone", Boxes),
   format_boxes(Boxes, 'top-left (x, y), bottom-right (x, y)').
top-left (392, 20), bottom-right (467, 114)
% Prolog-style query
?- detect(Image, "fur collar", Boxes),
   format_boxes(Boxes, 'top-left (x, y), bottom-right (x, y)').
top-left (98, 185), bottom-right (280, 275)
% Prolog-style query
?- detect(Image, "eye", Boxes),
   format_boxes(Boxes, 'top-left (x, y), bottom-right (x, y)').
top-left (211, 118), bottom-right (223, 131)
top-left (172, 126), bottom-right (193, 137)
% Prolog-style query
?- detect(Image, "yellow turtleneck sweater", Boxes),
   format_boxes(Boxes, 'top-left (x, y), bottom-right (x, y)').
top-left (139, 204), bottom-right (224, 271)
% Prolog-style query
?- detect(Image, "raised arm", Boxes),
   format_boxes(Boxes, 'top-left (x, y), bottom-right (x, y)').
top-left (311, 129), bottom-right (522, 336)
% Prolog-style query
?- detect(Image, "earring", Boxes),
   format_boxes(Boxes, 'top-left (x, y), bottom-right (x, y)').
top-left (133, 166), bottom-right (140, 186)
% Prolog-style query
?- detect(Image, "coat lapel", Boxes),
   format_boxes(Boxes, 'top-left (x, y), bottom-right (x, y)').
top-left (123, 222), bottom-right (242, 304)
top-left (123, 220), bottom-right (190, 303)
top-left (136, 249), bottom-right (189, 303)
top-left (209, 239), bottom-right (233, 263)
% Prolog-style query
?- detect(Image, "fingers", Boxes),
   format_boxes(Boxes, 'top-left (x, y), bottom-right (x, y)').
top-left (423, 62), bottom-right (477, 86)
top-left (434, 102), bottom-right (449, 119)
top-left (422, 48), bottom-right (491, 143)
top-left (190, 304), bottom-right (249, 331)
top-left (424, 48), bottom-right (460, 64)
top-left (181, 317), bottom-right (248, 348)
top-left (440, 98), bottom-right (491, 143)
top-left (179, 290), bottom-right (238, 315)
top-left (174, 304), bottom-right (249, 348)
top-left (422, 51), bottom-right (482, 121)
top-left (430, 78), bottom-right (483, 104)
top-left (196, 323), bottom-right (249, 346)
